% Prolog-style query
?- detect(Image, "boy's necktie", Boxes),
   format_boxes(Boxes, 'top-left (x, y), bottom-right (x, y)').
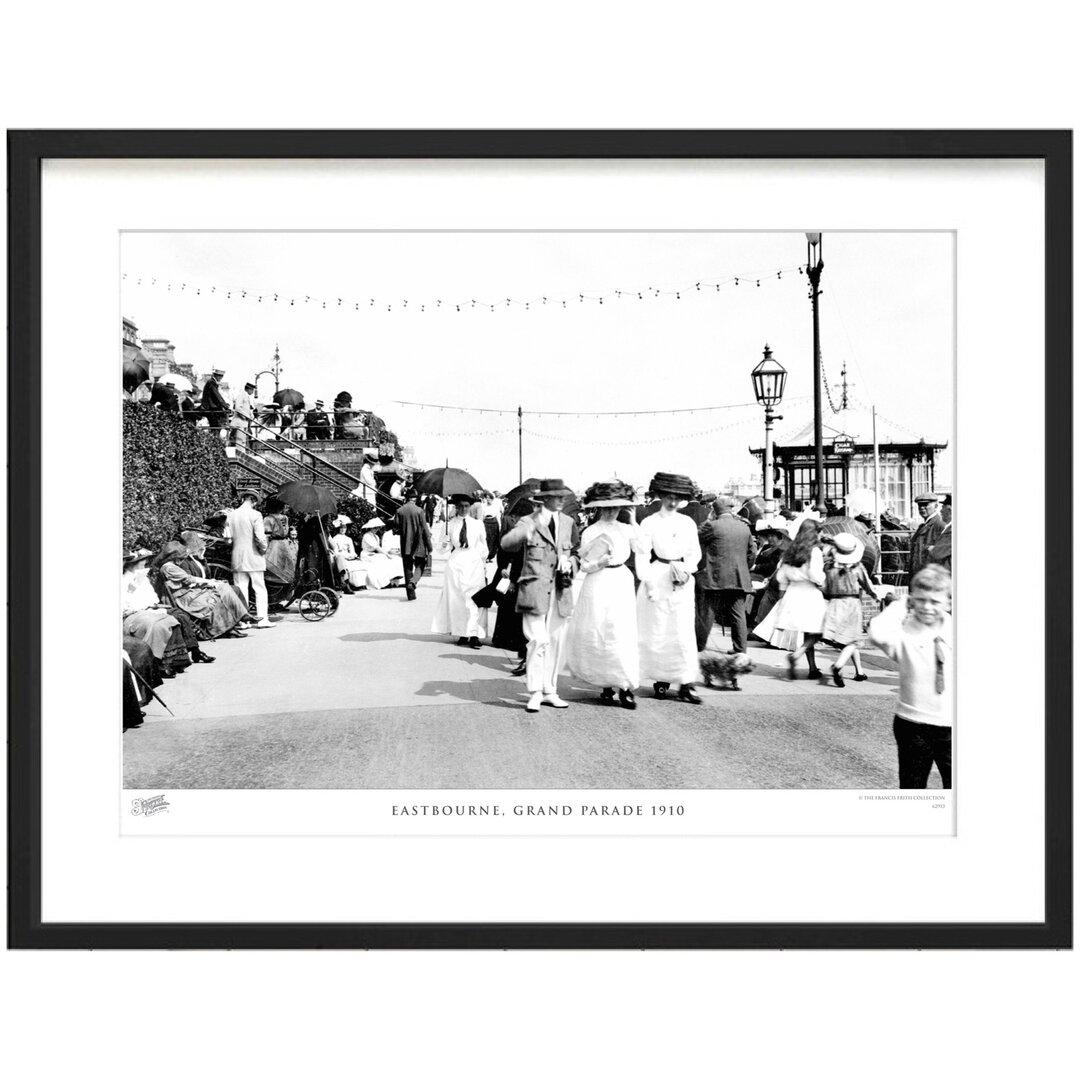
top-left (459, 520), bottom-right (468, 549)
top-left (934, 636), bottom-right (947, 694)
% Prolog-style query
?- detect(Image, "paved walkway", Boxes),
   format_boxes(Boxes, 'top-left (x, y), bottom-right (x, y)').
top-left (124, 561), bottom-right (925, 789)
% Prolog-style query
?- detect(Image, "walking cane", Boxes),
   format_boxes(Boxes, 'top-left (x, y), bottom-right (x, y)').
top-left (128, 665), bottom-right (175, 717)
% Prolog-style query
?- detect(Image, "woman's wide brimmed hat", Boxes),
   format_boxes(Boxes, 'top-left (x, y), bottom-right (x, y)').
top-left (530, 478), bottom-right (574, 500)
top-left (648, 471), bottom-right (696, 498)
top-left (582, 479), bottom-right (637, 508)
top-left (332, 514), bottom-right (353, 527)
top-left (361, 517), bottom-right (386, 530)
top-left (123, 547), bottom-right (154, 565)
top-left (829, 531), bottom-right (865, 566)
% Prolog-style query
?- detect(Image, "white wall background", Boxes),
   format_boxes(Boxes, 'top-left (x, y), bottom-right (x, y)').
top-left (1, 3), bottom-right (1075, 1079)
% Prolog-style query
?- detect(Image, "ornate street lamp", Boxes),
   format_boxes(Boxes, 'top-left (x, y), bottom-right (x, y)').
top-left (806, 232), bottom-right (826, 514)
top-left (751, 344), bottom-right (787, 498)
top-left (253, 343), bottom-right (283, 399)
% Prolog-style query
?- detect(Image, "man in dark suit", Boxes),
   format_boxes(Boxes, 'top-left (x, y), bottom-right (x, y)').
top-left (199, 367), bottom-right (229, 437)
top-left (908, 493), bottom-right (946, 580)
top-left (392, 487), bottom-right (433, 601)
top-left (694, 495), bottom-right (755, 653)
top-left (305, 399), bottom-right (332, 440)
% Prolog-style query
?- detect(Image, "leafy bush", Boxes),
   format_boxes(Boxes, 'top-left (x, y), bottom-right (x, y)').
top-left (123, 402), bottom-right (233, 550)
top-left (335, 493), bottom-right (379, 542)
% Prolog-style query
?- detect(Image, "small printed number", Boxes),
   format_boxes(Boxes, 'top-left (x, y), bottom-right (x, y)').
top-left (651, 805), bottom-right (685, 816)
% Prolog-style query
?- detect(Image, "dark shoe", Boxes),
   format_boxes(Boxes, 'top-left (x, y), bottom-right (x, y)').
top-left (192, 650), bottom-right (216, 664)
top-left (676, 685), bottom-right (702, 705)
top-left (653, 682), bottom-right (669, 699)
top-left (159, 666), bottom-right (177, 679)
top-left (807, 668), bottom-right (823, 681)
top-left (224, 629), bottom-right (248, 639)
top-left (406, 591), bottom-right (417, 601)
top-left (510, 660), bottom-right (527, 677)
top-left (786, 652), bottom-right (797, 680)
top-left (619, 689), bottom-right (637, 710)
top-left (831, 666), bottom-right (845, 688)
top-left (853, 673), bottom-right (868, 682)
top-left (468, 637), bottom-right (483, 650)
top-left (600, 688), bottom-right (616, 706)
top-left (456, 637), bottom-right (469, 646)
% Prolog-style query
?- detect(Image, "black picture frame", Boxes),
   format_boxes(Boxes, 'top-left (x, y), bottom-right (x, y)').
top-left (8, 129), bottom-right (1072, 949)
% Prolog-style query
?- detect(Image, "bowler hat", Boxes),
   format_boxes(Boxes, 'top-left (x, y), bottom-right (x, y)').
top-left (648, 472), bottom-right (695, 498)
top-left (530, 478), bottom-right (574, 500)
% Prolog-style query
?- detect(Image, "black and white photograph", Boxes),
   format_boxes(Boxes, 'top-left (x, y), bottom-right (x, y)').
top-left (119, 229), bottom-right (955, 798)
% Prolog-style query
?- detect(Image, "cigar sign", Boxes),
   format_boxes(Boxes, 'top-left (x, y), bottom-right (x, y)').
top-left (832, 436), bottom-right (855, 456)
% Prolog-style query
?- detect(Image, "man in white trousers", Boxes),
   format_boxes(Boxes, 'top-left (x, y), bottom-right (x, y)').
top-left (500, 479), bottom-right (580, 713)
top-left (225, 489), bottom-right (274, 629)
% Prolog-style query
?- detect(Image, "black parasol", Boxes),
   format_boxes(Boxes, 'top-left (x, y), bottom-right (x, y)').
top-left (273, 388), bottom-right (306, 410)
top-left (412, 466), bottom-right (483, 499)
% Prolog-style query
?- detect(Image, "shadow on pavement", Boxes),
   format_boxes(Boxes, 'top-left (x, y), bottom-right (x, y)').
top-left (339, 631), bottom-right (451, 644)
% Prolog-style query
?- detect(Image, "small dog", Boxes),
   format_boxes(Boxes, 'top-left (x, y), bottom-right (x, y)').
top-left (699, 650), bottom-right (754, 691)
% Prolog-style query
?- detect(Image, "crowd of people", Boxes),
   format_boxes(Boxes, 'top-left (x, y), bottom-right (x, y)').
top-left (419, 473), bottom-right (953, 788)
top-left (126, 368), bottom-right (382, 446)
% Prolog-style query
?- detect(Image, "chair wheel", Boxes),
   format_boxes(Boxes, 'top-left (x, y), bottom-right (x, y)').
top-left (299, 590), bottom-right (332, 621)
top-left (320, 588), bottom-right (340, 613)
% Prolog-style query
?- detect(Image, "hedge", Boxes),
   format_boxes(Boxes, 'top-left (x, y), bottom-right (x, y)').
top-left (123, 401), bottom-right (234, 551)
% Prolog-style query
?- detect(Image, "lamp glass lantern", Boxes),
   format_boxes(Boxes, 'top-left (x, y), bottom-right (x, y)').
top-left (751, 344), bottom-right (788, 407)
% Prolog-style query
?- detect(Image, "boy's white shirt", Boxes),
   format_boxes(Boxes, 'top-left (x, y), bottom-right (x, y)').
top-left (868, 600), bottom-right (953, 728)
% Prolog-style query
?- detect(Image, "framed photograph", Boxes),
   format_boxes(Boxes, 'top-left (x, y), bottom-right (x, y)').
top-left (8, 130), bottom-right (1071, 948)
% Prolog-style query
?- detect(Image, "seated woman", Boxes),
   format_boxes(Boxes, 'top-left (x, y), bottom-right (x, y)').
top-left (330, 517), bottom-right (365, 592)
top-left (157, 537), bottom-right (249, 640)
top-left (122, 549), bottom-right (189, 678)
top-left (359, 518), bottom-right (404, 589)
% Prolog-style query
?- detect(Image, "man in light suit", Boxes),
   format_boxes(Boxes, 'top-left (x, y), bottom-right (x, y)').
top-left (225, 489), bottom-right (274, 629)
top-left (392, 486), bottom-right (432, 601)
top-left (500, 478), bottom-right (580, 713)
top-left (694, 494), bottom-right (755, 653)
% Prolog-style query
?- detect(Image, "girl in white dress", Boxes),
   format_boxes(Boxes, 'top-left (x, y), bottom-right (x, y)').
top-left (564, 481), bottom-right (645, 709)
top-left (635, 472), bottom-right (703, 703)
top-left (753, 518), bottom-right (826, 679)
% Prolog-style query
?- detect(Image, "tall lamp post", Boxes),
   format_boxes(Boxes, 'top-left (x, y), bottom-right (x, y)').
top-left (253, 343), bottom-right (283, 400)
top-left (805, 232), bottom-right (826, 514)
top-left (751, 344), bottom-right (787, 499)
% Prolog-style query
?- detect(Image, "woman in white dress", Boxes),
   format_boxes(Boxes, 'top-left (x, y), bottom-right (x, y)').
top-left (564, 481), bottom-right (644, 709)
top-left (635, 472), bottom-right (703, 703)
top-left (752, 518), bottom-right (826, 679)
top-left (430, 492), bottom-right (489, 648)
top-left (358, 518), bottom-right (404, 589)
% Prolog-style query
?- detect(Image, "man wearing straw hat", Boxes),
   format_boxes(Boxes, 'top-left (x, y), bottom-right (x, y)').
top-left (199, 366), bottom-right (229, 437)
top-left (500, 479), bottom-right (580, 713)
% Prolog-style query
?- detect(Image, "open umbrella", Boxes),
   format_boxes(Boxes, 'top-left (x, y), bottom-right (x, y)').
top-left (161, 372), bottom-right (194, 393)
top-left (273, 388), bottom-right (306, 410)
top-left (502, 478), bottom-right (541, 516)
top-left (412, 466), bottom-right (483, 499)
top-left (122, 352), bottom-right (150, 394)
top-left (274, 481), bottom-right (338, 516)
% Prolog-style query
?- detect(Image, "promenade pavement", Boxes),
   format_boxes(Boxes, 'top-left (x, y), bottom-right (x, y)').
top-left (124, 559), bottom-right (931, 790)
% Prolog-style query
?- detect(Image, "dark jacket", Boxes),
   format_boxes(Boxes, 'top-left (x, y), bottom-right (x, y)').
top-left (199, 377), bottom-right (228, 422)
top-left (695, 512), bottom-right (754, 592)
top-left (393, 501), bottom-right (433, 558)
top-left (908, 512), bottom-right (946, 577)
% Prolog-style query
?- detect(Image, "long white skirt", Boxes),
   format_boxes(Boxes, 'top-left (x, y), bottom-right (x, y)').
top-left (636, 563), bottom-right (699, 685)
top-left (431, 552), bottom-right (489, 638)
top-left (564, 565), bottom-right (640, 690)
top-left (360, 552), bottom-right (403, 589)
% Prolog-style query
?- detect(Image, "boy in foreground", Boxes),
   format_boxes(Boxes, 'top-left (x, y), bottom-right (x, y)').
top-left (868, 565), bottom-right (953, 788)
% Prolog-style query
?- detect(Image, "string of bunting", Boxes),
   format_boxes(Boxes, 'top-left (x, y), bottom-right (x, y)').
top-left (120, 263), bottom-right (806, 314)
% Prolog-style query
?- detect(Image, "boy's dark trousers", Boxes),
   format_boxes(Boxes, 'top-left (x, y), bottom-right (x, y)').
top-left (893, 715), bottom-right (952, 788)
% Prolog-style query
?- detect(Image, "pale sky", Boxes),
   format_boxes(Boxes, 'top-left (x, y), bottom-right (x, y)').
top-left (122, 231), bottom-right (953, 494)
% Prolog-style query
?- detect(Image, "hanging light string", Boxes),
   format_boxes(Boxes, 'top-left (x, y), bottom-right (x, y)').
top-left (120, 263), bottom-right (805, 314)
top-left (521, 415), bottom-right (763, 447)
